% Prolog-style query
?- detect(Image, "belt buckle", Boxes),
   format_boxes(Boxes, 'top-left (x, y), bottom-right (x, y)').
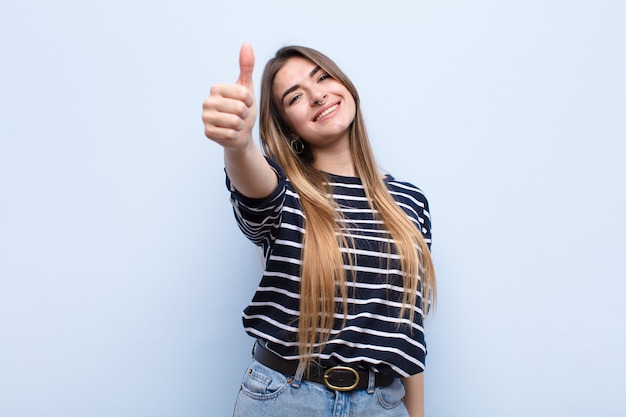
top-left (323, 366), bottom-right (360, 391)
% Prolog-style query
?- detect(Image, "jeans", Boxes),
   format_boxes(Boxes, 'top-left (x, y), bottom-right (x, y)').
top-left (233, 358), bottom-right (409, 417)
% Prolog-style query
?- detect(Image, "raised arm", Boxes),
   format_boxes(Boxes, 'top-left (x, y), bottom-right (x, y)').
top-left (202, 43), bottom-right (277, 198)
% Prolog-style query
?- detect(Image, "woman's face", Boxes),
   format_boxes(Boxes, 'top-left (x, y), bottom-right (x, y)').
top-left (272, 56), bottom-right (356, 151)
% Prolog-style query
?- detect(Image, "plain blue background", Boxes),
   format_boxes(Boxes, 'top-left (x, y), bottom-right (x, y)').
top-left (1, 1), bottom-right (624, 416)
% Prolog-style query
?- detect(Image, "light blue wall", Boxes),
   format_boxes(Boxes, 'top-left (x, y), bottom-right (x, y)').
top-left (1, 1), bottom-right (624, 416)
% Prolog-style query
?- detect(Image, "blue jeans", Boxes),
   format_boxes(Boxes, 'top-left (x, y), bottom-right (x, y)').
top-left (233, 358), bottom-right (409, 417)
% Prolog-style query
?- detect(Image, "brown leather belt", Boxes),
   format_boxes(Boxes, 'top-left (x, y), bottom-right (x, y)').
top-left (253, 342), bottom-right (395, 391)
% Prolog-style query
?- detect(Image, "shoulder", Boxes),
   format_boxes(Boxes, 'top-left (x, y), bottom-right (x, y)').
top-left (384, 173), bottom-right (432, 244)
top-left (384, 173), bottom-right (429, 210)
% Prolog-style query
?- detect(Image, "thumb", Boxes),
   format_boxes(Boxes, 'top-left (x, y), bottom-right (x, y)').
top-left (236, 42), bottom-right (255, 89)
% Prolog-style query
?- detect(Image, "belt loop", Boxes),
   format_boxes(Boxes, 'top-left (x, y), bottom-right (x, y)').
top-left (290, 360), bottom-right (306, 388)
top-left (367, 370), bottom-right (376, 394)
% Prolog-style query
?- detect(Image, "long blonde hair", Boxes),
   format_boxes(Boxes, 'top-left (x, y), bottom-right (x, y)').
top-left (259, 46), bottom-right (436, 368)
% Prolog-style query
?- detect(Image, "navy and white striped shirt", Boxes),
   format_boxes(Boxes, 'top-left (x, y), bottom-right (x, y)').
top-left (227, 159), bottom-right (432, 377)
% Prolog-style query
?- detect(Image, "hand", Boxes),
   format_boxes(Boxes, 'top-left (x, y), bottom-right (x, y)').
top-left (202, 43), bottom-right (257, 149)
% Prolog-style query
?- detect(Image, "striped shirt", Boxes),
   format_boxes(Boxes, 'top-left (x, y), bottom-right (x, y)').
top-left (227, 158), bottom-right (432, 377)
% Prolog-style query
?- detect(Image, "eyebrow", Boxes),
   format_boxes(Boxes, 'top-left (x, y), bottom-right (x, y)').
top-left (280, 65), bottom-right (323, 103)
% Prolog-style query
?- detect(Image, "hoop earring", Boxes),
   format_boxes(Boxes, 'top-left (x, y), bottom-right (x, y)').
top-left (290, 138), bottom-right (305, 155)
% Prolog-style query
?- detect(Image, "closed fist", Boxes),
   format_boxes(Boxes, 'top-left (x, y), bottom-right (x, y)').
top-left (202, 43), bottom-right (257, 149)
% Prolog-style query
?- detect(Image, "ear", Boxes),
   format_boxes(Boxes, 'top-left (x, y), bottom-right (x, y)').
top-left (289, 136), bottom-right (305, 155)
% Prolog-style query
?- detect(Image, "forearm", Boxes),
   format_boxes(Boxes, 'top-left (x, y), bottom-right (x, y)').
top-left (224, 139), bottom-right (277, 199)
top-left (403, 373), bottom-right (425, 417)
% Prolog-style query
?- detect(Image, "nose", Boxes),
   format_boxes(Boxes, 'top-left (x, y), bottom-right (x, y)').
top-left (312, 93), bottom-right (327, 106)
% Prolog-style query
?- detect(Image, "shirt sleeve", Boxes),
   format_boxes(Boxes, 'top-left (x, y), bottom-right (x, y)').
top-left (385, 176), bottom-right (432, 250)
top-left (421, 193), bottom-right (432, 251)
top-left (225, 157), bottom-right (286, 256)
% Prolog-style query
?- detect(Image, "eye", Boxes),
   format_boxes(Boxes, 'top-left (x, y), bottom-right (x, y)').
top-left (288, 93), bottom-right (302, 105)
top-left (319, 73), bottom-right (331, 82)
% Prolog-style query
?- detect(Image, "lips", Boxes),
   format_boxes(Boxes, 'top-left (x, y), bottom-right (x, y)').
top-left (313, 103), bottom-right (339, 122)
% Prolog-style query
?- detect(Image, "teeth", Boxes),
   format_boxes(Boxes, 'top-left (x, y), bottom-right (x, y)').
top-left (315, 104), bottom-right (338, 121)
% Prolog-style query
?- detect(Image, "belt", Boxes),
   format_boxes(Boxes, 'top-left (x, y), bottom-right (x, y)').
top-left (253, 342), bottom-right (395, 391)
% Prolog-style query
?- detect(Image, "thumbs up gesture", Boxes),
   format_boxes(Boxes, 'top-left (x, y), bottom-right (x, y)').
top-left (202, 43), bottom-right (257, 149)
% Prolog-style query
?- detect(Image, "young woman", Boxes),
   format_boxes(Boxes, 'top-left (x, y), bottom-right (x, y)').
top-left (202, 43), bottom-right (436, 417)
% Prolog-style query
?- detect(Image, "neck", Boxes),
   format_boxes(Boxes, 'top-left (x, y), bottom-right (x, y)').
top-left (312, 143), bottom-right (356, 177)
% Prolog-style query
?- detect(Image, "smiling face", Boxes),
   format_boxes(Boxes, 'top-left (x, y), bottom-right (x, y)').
top-left (272, 56), bottom-right (357, 152)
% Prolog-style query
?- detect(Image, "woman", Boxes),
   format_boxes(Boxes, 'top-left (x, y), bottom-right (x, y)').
top-left (202, 43), bottom-right (436, 417)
